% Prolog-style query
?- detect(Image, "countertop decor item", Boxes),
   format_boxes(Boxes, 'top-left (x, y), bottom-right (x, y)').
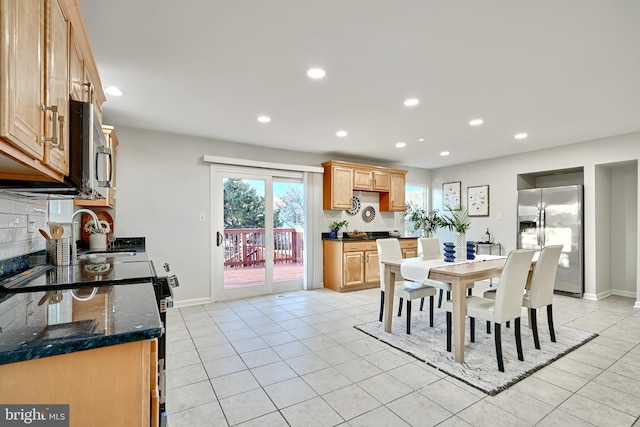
top-left (81, 211), bottom-right (114, 245)
top-left (362, 206), bottom-right (376, 222)
top-left (346, 196), bottom-right (361, 215)
top-left (404, 202), bottom-right (443, 237)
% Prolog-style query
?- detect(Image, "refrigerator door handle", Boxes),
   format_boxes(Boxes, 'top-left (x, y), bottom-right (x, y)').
top-left (540, 204), bottom-right (545, 247)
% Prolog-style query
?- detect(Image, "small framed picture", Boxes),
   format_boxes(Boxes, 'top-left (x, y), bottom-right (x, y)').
top-left (467, 185), bottom-right (490, 216)
top-left (442, 181), bottom-right (461, 210)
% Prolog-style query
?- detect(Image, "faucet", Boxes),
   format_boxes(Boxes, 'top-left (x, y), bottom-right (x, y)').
top-left (71, 209), bottom-right (101, 261)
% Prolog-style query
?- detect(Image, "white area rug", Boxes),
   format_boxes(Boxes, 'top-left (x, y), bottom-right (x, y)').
top-left (355, 312), bottom-right (597, 395)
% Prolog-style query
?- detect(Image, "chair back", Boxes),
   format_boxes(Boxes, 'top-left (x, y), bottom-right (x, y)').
top-left (418, 237), bottom-right (441, 259)
top-left (528, 245), bottom-right (563, 308)
top-left (376, 238), bottom-right (404, 289)
top-left (493, 249), bottom-right (536, 323)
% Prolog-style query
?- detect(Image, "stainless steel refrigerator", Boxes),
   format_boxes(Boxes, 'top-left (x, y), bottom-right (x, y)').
top-left (517, 185), bottom-right (584, 296)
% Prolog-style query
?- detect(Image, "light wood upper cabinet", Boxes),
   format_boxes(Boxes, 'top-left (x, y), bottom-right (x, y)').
top-left (322, 160), bottom-right (406, 211)
top-left (0, 0), bottom-right (106, 182)
top-left (323, 163), bottom-right (353, 210)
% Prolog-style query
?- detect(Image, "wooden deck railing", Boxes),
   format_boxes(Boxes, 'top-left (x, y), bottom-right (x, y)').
top-left (224, 228), bottom-right (303, 268)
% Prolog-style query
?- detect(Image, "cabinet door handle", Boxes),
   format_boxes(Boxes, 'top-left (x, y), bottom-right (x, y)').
top-left (41, 104), bottom-right (59, 148)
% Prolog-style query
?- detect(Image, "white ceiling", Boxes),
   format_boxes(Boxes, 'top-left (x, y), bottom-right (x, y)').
top-left (77, 0), bottom-right (640, 169)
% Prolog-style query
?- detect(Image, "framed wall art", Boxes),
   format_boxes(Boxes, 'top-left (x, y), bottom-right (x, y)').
top-left (467, 185), bottom-right (490, 216)
top-left (442, 181), bottom-right (461, 209)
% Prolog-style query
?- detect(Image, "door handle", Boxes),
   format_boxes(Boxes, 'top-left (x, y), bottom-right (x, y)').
top-left (216, 232), bottom-right (223, 247)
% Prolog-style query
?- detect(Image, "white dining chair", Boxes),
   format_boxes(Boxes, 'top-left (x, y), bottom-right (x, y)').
top-left (418, 237), bottom-right (473, 308)
top-left (484, 245), bottom-right (563, 349)
top-left (444, 249), bottom-right (536, 372)
top-left (377, 238), bottom-right (437, 334)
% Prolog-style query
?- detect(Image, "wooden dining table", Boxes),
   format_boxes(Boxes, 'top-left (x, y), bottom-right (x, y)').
top-left (382, 256), bottom-right (511, 364)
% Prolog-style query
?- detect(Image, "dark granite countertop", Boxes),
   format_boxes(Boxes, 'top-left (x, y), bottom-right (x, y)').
top-left (322, 231), bottom-right (418, 241)
top-left (0, 282), bottom-right (162, 365)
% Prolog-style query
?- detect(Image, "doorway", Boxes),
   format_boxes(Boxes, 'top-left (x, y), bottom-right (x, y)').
top-left (212, 166), bottom-right (304, 301)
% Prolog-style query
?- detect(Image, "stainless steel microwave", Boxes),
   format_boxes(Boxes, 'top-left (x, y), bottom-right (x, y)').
top-left (0, 101), bottom-right (113, 199)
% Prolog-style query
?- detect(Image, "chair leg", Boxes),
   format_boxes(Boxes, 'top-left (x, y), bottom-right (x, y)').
top-left (531, 308), bottom-right (540, 350)
top-left (420, 297), bottom-right (424, 311)
top-left (506, 320), bottom-right (510, 328)
top-left (437, 289), bottom-right (444, 308)
top-left (486, 321), bottom-right (491, 334)
top-left (547, 304), bottom-right (556, 342)
top-left (398, 298), bottom-right (403, 316)
top-left (494, 323), bottom-right (504, 372)
top-left (379, 290), bottom-right (384, 322)
top-left (406, 300), bottom-right (412, 334)
top-left (515, 317), bottom-right (524, 361)
top-left (467, 287), bottom-right (472, 296)
top-left (447, 290), bottom-right (451, 300)
top-left (470, 317), bottom-right (475, 342)
top-left (446, 311), bottom-right (452, 351)
top-left (429, 295), bottom-right (434, 327)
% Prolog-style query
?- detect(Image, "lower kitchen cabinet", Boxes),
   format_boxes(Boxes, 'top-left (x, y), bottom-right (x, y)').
top-left (0, 339), bottom-right (158, 427)
top-left (323, 239), bottom-right (417, 291)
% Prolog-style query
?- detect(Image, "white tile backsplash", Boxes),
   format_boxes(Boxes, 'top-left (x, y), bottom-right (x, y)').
top-left (0, 193), bottom-right (48, 261)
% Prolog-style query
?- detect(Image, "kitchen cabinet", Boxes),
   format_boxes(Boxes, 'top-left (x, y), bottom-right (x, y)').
top-left (0, 0), bottom-right (105, 182)
top-left (0, 339), bottom-right (159, 427)
top-left (68, 20), bottom-right (105, 120)
top-left (321, 160), bottom-right (406, 211)
top-left (75, 125), bottom-right (118, 208)
top-left (323, 238), bottom-right (416, 291)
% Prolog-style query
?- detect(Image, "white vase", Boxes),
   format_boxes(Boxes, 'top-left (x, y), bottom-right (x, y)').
top-left (455, 232), bottom-right (466, 261)
top-left (89, 233), bottom-right (107, 251)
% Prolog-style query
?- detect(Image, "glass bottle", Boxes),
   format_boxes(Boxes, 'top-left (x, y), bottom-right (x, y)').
top-left (483, 228), bottom-right (491, 243)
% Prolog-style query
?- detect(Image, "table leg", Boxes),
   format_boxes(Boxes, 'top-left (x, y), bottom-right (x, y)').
top-left (383, 265), bottom-right (396, 333)
top-left (451, 277), bottom-right (466, 363)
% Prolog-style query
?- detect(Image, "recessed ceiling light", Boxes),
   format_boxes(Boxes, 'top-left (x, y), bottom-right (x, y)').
top-left (469, 119), bottom-right (483, 126)
top-left (440, 151), bottom-right (450, 156)
top-left (404, 98), bottom-right (419, 107)
top-left (257, 116), bottom-right (271, 123)
top-left (418, 138), bottom-right (426, 142)
top-left (307, 68), bottom-right (326, 79)
top-left (104, 86), bottom-right (124, 96)
top-left (395, 142), bottom-right (406, 148)
top-left (515, 133), bottom-right (528, 139)
top-left (336, 130), bottom-right (347, 137)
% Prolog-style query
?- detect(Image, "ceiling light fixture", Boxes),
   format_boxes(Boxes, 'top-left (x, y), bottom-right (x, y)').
top-left (403, 98), bottom-right (419, 107)
top-left (418, 138), bottom-right (426, 142)
top-left (395, 142), bottom-right (406, 148)
top-left (336, 130), bottom-right (347, 137)
top-left (104, 86), bottom-right (124, 96)
top-left (514, 133), bottom-right (528, 139)
top-left (307, 68), bottom-right (326, 79)
top-left (440, 151), bottom-right (450, 156)
top-left (257, 116), bottom-right (271, 123)
top-left (469, 119), bottom-right (483, 126)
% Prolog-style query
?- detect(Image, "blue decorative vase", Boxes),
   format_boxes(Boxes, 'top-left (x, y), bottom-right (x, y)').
top-left (443, 242), bottom-right (456, 262)
top-left (466, 241), bottom-right (476, 260)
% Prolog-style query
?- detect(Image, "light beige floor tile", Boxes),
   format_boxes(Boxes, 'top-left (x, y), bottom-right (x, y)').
top-left (315, 345), bottom-right (358, 365)
top-left (218, 388), bottom-right (277, 426)
top-left (239, 347), bottom-right (282, 369)
top-left (224, 327), bottom-right (259, 342)
top-left (299, 334), bottom-right (339, 352)
top-left (418, 378), bottom-right (481, 413)
top-left (551, 356), bottom-right (603, 380)
top-left (167, 337), bottom-right (196, 356)
top-left (334, 358), bottom-right (383, 382)
top-left (166, 328), bottom-right (191, 343)
top-left (187, 323), bottom-right (222, 337)
top-left (167, 349), bottom-right (202, 371)
top-left (203, 354), bottom-right (247, 379)
top-left (457, 400), bottom-right (529, 427)
top-left (348, 405), bottom-right (411, 427)
top-left (261, 330), bottom-right (298, 347)
top-left (593, 370), bottom-right (640, 398)
top-left (280, 396), bottom-right (344, 427)
top-left (236, 411), bottom-right (288, 427)
top-left (263, 377), bottom-right (318, 409)
top-left (536, 408), bottom-right (596, 427)
top-left (230, 336), bottom-right (269, 354)
top-left (578, 381), bottom-right (640, 417)
top-left (511, 376), bottom-right (572, 407)
top-left (166, 380), bottom-right (217, 415)
top-left (435, 416), bottom-right (474, 427)
top-left (487, 388), bottom-right (554, 425)
top-left (250, 361), bottom-right (299, 386)
top-left (386, 391), bottom-right (452, 427)
top-left (217, 319), bottom-right (249, 332)
top-left (210, 369), bottom-right (260, 399)
top-left (168, 401), bottom-right (226, 427)
top-left (192, 332), bottom-right (229, 349)
top-left (358, 372), bottom-right (413, 404)
top-left (343, 337), bottom-right (387, 357)
top-left (197, 342), bottom-right (237, 362)
top-left (362, 348), bottom-right (414, 371)
top-left (166, 361), bottom-right (208, 390)
top-left (323, 384), bottom-right (381, 420)
top-left (559, 394), bottom-right (637, 427)
top-left (272, 341), bottom-right (313, 359)
top-left (387, 362), bottom-right (441, 390)
top-left (532, 365), bottom-right (591, 392)
top-left (286, 352), bottom-right (330, 376)
top-left (301, 367), bottom-right (353, 395)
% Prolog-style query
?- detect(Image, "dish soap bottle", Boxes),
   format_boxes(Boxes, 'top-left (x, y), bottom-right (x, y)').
top-left (483, 228), bottom-right (491, 243)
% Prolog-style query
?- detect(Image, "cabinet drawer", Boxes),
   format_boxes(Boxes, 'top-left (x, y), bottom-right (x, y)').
top-left (343, 241), bottom-right (377, 252)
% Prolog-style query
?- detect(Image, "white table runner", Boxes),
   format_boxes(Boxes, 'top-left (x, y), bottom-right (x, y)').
top-left (400, 254), bottom-right (505, 283)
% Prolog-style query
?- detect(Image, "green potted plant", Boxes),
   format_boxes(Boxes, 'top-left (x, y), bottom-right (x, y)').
top-left (404, 202), bottom-right (443, 237)
top-left (440, 205), bottom-right (471, 260)
top-left (329, 220), bottom-right (349, 238)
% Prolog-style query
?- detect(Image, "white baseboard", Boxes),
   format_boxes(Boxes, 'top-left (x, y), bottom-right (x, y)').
top-left (582, 289), bottom-right (613, 301)
top-left (173, 297), bottom-right (212, 308)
